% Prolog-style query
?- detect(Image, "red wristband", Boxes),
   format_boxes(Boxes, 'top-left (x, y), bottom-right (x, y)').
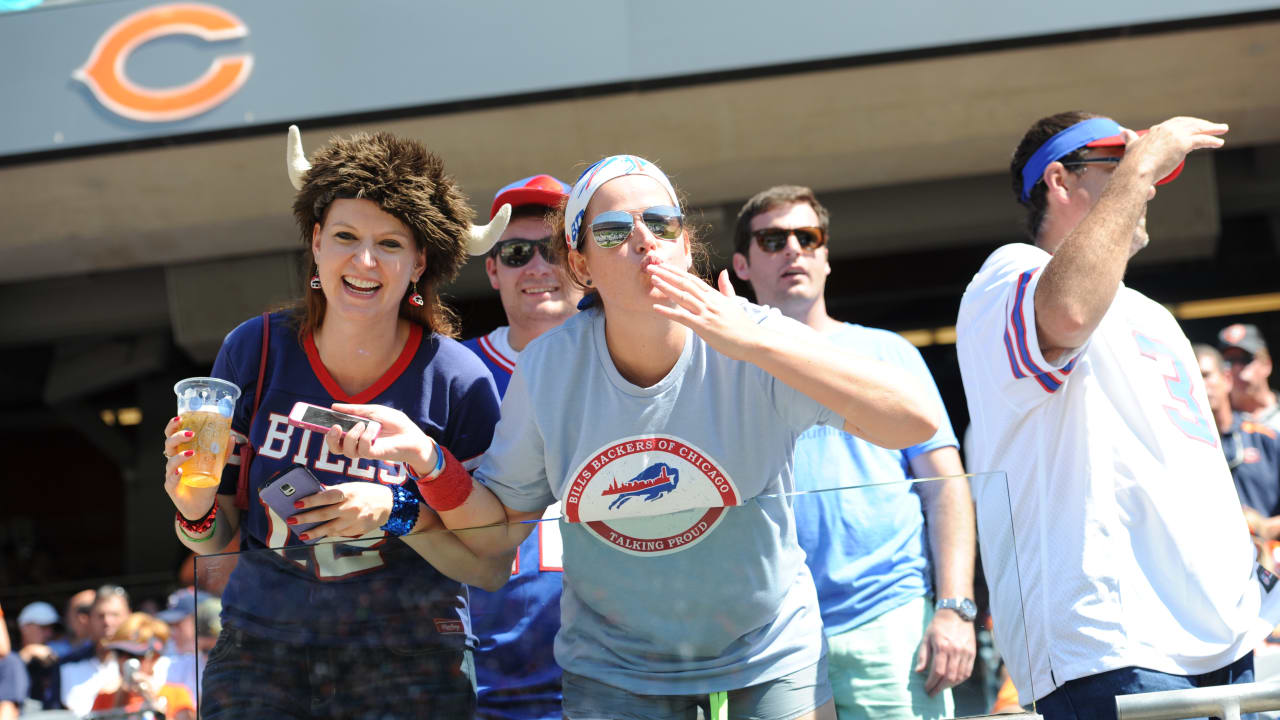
top-left (176, 501), bottom-right (218, 534)
top-left (412, 445), bottom-right (472, 511)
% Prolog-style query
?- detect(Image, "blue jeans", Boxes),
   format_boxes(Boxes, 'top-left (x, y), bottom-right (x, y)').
top-left (200, 625), bottom-right (476, 719)
top-left (1035, 652), bottom-right (1256, 720)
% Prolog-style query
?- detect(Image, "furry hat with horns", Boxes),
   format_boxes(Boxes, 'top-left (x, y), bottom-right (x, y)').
top-left (287, 125), bottom-right (510, 289)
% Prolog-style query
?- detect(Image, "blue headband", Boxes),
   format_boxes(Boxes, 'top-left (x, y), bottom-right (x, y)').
top-left (1019, 117), bottom-right (1123, 202)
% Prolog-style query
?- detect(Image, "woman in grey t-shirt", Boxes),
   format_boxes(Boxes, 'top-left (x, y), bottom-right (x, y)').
top-left (332, 155), bottom-right (938, 719)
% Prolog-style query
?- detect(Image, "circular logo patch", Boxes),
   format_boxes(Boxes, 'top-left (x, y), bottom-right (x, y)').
top-left (563, 435), bottom-right (739, 556)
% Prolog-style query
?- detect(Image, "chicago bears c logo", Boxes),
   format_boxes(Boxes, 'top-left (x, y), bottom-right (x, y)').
top-left (73, 3), bottom-right (253, 123)
top-left (564, 435), bottom-right (739, 556)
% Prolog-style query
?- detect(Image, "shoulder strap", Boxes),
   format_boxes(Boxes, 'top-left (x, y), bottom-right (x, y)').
top-left (234, 312), bottom-right (271, 511)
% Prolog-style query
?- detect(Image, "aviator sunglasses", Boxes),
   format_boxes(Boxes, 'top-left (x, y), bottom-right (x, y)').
top-left (588, 205), bottom-right (684, 249)
top-left (751, 226), bottom-right (827, 253)
top-left (493, 237), bottom-right (553, 268)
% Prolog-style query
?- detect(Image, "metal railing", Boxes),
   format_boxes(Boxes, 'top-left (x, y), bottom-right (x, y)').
top-left (1116, 681), bottom-right (1280, 720)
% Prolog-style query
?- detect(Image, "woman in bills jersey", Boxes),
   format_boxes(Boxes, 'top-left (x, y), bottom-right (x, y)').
top-left (332, 156), bottom-right (940, 719)
top-left (158, 127), bottom-right (511, 719)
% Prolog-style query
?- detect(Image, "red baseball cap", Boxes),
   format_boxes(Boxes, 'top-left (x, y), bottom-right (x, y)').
top-left (490, 174), bottom-right (570, 220)
top-left (1086, 129), bottom-right (1186, 186)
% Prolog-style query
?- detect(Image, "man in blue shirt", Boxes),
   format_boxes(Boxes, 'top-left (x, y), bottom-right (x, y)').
top-left (732, 185), bottom-right (977, 719)
top-left (461, 174), bottom-right (581, 720)
top-left (1197, 343), bottom-right (1280, 538)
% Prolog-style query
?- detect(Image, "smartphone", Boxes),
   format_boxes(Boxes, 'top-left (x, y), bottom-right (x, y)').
top-left (288, 401), bottom-right (379, 439)
top-left (259, 465), bottom-right (326, 542)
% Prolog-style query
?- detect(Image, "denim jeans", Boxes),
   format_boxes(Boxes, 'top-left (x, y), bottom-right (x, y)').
top-left (1034, 651), bottom-right (1255, 720)
top-left (200, 626), bottom-right (475, 719)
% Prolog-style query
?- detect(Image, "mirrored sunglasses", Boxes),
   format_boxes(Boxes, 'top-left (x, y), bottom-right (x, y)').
top-left (493, 237), bottom-right (553, 268)
top-left (588, 205), bottom-right (683, 249)
top-left (751, 226), bottom-right (826, 253)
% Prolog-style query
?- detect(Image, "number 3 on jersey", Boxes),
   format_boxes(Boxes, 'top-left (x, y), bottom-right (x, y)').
top-left (1133, 332), bottom-right (1218, 447)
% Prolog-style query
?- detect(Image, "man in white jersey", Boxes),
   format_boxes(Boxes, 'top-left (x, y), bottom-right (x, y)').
top-left (733, 185), bottom-right (976, 720)
top-left (956, 111), bottom-right (1280, 719)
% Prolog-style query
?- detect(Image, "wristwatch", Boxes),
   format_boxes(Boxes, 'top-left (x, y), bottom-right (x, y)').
top-left (935, 597), bottom-right (978, 622)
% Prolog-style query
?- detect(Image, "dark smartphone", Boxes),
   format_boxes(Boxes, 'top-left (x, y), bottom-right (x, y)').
top-left (259, 465), bottom-right (326, 543)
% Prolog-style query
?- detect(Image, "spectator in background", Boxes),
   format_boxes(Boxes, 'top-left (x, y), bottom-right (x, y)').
top-left (63, 589), bottom-right (96, 655)
top-left (23, 589), bottom-right (96, 710)
top-left (90, 613), bottom-right (191, 720)
top-left (956, 111), bottom-right (1277, 720)
top-left (157, 588), bottom-right (199, 702)
top-left (17, 601), bottom-right (62, 706)
top-left (1220, 323), bottom-right (1280, 433)
top-left (462, 174), bottom-right (580, 720)
top-left (1196, 344), bottom-right (1280, 543)
top-left (732, 184), bottom-right (975, 720)
top-left (60, 584), bottom-right (131, 716)
top-left (0, 603), bottom-right (29, 720)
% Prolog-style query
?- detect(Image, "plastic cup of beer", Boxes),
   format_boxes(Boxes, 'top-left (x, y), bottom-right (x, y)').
top-left (173, 377), bottom-right (240, 488)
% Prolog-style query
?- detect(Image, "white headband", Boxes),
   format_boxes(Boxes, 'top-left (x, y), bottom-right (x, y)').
top-left (564, 155), bottom-right (678, 250)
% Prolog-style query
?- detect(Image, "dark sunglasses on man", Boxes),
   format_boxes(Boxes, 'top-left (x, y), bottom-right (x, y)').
top-left (751, 226), bottom-right (827, 254)
top-left (491, 236), bottom-right (553, 268)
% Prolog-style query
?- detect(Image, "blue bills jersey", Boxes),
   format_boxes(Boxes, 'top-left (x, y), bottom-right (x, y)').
top-left (211, 312), bottom-right (500, 649)
top-left (463, 328), bottom-right (565, 720)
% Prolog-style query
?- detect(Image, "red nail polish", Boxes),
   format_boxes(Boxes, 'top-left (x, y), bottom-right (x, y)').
top-left (184, 450), bottom-right (195, 457)
top-left (184, 431), bottom-right (195, 438)
top-left (293, 501), bottom-right (304, 509)
top-left (286, 517), bottom-right (297, 525)
top-left (298, 533), bottom-right (309, 541)
top-left (171, 416), bottom-right (180, 424)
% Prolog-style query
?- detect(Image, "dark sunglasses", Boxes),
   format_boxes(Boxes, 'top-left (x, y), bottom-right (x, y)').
top-left (751, 227), bottom-right (827, 253)
top-left (1061, 156), bottom-right (1122, 170)
top-left (493, 237), bottom-right (553, 268)
top-left (588, 205), bottom-right (683, 249)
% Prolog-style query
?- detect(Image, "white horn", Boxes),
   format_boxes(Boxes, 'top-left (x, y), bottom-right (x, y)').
top-left (286, 124), bottom-right (311, 191)
top-left (467, 203), bottom-right (511, 256)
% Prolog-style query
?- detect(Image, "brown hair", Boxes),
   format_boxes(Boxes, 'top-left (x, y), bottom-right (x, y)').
top-left (291, 131), bottom-right (474, 339)
top-left (1010, 111), bottom-right (1103, 240)
top-left (110, 613), bottom-right (170, 650)
top-left (545, 192), bottom-right (712, 305)
top-left (732, 185), bottom-right (830, 257)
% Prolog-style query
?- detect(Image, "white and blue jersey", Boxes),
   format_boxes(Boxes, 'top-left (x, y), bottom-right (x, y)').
top-left (211, 311), bottom-right (500, 649)
top-left (462, 327), bottom-right (565, 720)
top-left (791, 324), bottom-right (958, 637)
top-left (474, 301), bottom-right (839, 695)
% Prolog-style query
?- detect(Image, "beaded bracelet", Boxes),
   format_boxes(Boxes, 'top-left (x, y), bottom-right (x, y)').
top-left (176, 501), bottom-right (218, 534)
top-left (177, 515), bottom-right (217, 543)
top-left (380, 484), bottom-right (421, 537)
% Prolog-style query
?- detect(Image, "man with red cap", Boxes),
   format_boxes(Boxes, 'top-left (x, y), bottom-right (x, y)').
top-left (1219, 323), bottom-right (1280, 433)
top-left (957, 112), bottom-right (1280, 720)
top-left (461, 174), bottom-right (582, 720)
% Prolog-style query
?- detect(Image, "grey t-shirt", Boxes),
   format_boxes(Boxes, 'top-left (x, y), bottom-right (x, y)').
top-left (474, 301), bottom-right (840, 694)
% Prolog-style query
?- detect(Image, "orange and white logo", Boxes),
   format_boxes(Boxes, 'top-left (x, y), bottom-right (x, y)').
top-left (73, 3), bottom-right (252, 123)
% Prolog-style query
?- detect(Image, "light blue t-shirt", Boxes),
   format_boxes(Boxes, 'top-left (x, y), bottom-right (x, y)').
top-left (475, 301), bottom-right (840, 695)
top-left (792, 324), bottom-right (958, 637)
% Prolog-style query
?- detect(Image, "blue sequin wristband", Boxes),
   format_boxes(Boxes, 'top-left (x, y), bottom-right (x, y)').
top-left (380, 484), bottom-right (421, 537)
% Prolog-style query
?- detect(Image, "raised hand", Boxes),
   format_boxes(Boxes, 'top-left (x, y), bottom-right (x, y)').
top-left (646, 265), bottom-right (762, 362)
top-left (1123, 116), bottom-right (1228, 183)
